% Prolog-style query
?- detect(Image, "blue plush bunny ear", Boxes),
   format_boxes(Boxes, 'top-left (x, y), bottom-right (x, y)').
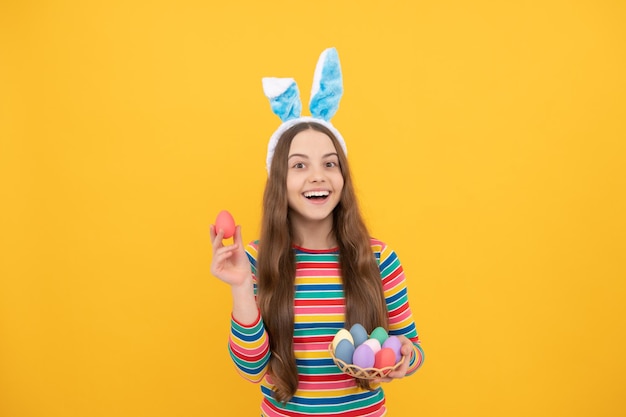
top-left (262, 77), bottom-right (302, 122)
top-left (309, 48), bottom-right (343, 121)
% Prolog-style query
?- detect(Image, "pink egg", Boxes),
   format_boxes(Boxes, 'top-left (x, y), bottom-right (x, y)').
top-left (352, 344), bottom-right (375, 368)
top-left (374, 347), bottom-right (397, 369)
top-left (362, 338), bottom-right (381, 354)
top-left (215, 210), bottom-right (236, 239)
top-left (382, 336), bottom-right (403, 363)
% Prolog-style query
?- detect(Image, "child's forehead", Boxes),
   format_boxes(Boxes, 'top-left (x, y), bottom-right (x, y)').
top-left (289, 130), bottom-right (336, 154)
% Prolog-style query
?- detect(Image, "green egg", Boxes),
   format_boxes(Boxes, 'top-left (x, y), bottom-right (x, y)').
top-left (369, 326), bottom-right (389, 346)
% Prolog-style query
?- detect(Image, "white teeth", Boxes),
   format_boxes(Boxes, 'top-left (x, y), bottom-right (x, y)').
top-left (304, 191), bottom-right (330, 198)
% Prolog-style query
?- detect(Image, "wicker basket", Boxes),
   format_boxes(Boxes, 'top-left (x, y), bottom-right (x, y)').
top-left (328, 344), bottom-right (404, 379)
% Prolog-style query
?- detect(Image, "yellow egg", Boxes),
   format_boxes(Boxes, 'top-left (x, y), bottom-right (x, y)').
top-left (332, 329), bottom-right (354, 350)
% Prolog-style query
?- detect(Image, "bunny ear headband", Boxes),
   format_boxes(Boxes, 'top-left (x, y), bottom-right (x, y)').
top-left (262, 47), bottom-right (346, 172)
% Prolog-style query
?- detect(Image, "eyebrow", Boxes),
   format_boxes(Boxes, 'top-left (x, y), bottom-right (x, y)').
top-left (288, 152), bottom-right (339, 160)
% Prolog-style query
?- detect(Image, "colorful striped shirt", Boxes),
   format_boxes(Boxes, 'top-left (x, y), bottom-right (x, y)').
top-left (228, 238), bottom-right (424, 416)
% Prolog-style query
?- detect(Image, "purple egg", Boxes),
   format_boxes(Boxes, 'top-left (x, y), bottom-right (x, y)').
top-left (382, 335), bottom-right (403, 363)
top-left (352, 344), bottom-right (375, 368)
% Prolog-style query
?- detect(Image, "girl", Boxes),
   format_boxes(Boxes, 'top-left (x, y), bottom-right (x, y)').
top-left (210, 48), bottom-right (424, 416)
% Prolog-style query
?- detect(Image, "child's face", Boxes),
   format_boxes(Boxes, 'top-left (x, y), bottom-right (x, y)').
top-left (286, 129), bottom-right (344, 225)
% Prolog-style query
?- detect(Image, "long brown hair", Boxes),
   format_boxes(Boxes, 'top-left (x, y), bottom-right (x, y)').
top-left (256, 122), bottom-right (389, 402)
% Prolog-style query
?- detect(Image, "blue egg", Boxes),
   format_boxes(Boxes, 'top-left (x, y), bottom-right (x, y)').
top-left (349, 323), bottom-right (369, 347)
top-left (334, 339), bottom-right (355, 364)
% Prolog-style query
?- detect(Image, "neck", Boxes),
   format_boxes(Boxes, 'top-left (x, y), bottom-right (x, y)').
top-left (290, 214), bottom-right (337, 250)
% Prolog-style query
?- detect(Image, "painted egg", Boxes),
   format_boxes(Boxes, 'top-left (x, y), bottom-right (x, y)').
top-left (370, 326), bottom-right (389, 346)
top-left (382, 335), bottom-right (403, 363)
top-left (334, 339), bottom-right (355, 364)
top-left (362, 338), bottom-right (381, 354)
top-left (374, 347), bottom-right (397, 369)
top-left (215, 210), bottom-right (236, 239)
top-left (349, 323), bottom-right (368, 347)
top-left (352, 344), bottom-right (375, 368)
top-left (332, 329), bottom-right (354, 350)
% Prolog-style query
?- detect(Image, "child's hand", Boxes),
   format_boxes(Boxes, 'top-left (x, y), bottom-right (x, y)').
top-left (371, 335), bottom-right (414, 384)
top-left (210, 224), bottom-right (251, 288)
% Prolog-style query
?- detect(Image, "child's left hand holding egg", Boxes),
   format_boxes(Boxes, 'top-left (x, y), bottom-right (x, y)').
top-left (210, 210), bottom-right (250, 288)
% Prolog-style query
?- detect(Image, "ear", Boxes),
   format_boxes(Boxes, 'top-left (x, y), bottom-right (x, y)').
top-left (262, 77), bottom-right (302, 122)
top-left (309, 48), bottom-right (343, 121)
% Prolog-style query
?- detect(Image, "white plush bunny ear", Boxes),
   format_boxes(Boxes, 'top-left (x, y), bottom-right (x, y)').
top-left (262, 77), bottom-right (302, 122)
top-left (263, 48), bottom-right (347, 173)
top-left (309, 47), bottom-right (343, 121)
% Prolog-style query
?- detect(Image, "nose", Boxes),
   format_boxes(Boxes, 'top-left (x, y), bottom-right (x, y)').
top-left (308, 165), bottom-right (326, 183)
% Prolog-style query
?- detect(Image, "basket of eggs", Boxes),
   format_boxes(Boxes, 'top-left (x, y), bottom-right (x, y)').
top-left (329, 324), bottom-right (404, 380)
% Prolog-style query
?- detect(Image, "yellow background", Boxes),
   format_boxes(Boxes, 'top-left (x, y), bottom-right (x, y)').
top-left (1, 1), bottom-right (625, 416)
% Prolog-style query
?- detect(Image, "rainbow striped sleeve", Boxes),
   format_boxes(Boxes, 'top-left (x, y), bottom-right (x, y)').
top-left (227, 242), bottom-right (270, 383)
top-left (374, 239), bottom-right (425, 375)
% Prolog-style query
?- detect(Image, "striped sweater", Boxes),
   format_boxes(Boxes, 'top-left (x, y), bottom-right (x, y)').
top-left (228, 238), bottom-right (424, 416)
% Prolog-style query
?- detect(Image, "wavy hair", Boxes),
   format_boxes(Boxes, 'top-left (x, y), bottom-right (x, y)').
top-left (256, 122), bottom-right (389, 402)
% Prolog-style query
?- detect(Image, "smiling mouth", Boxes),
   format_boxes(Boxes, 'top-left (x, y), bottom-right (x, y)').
top-left (303, 190), bottom-right (330, 201)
